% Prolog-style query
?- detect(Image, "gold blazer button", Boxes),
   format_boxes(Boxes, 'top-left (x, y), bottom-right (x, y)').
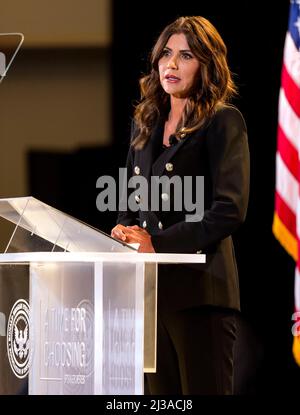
top-left (165, 163), bottom-right (173, 172)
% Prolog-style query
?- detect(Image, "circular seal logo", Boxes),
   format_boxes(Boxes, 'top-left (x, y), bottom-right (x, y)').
top-left (7, 299), bottom-right (31, 378)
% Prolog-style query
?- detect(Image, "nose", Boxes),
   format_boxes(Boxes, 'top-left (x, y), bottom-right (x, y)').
top-left (167, 56), bottom-right (178, 69)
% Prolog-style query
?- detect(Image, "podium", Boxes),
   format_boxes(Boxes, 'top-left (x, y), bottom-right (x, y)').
top-left (0, 197), bottom-right (205, 395)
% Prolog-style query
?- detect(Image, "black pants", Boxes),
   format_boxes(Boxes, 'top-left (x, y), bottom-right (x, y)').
top-left (146, 306), bottom-right (237, 395)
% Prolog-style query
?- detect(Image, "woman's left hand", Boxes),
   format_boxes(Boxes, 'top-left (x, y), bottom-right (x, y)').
top-left (123, 225), bottom-right (156, 253)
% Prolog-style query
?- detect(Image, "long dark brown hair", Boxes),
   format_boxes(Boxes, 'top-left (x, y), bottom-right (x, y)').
top-left (131, 16), bottom-right (237, 149)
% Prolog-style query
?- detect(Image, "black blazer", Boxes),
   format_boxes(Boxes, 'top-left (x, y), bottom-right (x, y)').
top-left (117, 105), bottom-right (250, 312)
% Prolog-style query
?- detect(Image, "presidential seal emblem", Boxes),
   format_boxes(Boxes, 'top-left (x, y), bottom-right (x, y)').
top-left (7, 299), bottom-right (31, 378)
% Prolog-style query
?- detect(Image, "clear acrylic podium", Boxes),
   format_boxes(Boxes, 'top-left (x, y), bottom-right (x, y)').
top-left (0, 197), bottom-right (205, 395)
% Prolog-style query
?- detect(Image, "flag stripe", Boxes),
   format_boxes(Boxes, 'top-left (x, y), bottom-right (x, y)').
top-left (275, 152), bottom-right (298, 214)
top-left (284, 32), bottom-right (300, 88)
top-left (278, 87), bottom-right (300, 151)
top-left (281, 63), bottom-right (300, 118)
top-left (277, 125), bottom-right (299, 180)
top-left (275, 191), bottom-right (297, 237)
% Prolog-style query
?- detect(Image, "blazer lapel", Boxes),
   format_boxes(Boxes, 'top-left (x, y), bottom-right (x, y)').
top-left (152, 137), bottom-right (189, 176)
top-left (137, 117), bottom-right (164, 180)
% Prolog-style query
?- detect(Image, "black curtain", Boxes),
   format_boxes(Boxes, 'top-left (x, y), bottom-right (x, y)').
top-left (112, 0), bottom-right (299, 394)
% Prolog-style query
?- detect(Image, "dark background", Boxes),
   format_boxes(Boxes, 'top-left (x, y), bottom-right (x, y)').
top-left (29, 0), bottom-right (300, 394)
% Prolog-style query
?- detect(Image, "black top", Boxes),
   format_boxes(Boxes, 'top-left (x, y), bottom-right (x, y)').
top-left (155, 134), bottom-right (178, 160)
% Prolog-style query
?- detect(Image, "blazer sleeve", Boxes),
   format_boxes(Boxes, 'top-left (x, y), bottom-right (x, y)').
top-left (151, 107), bottom-right (250, 253)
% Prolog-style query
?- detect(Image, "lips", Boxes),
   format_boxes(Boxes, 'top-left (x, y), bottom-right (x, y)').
top-left (165, 74), bottom-right (180, 81)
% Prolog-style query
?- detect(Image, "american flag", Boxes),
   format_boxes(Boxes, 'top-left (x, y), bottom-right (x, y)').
top-left (273, 0), bottom-right (300, 365)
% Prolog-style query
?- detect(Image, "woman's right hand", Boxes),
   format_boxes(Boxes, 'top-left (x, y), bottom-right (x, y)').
top-left (111, 224), bottom-right (127, 241)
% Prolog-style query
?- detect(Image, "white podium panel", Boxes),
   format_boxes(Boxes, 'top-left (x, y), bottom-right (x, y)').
top-left (29, 261), bottom-right (144, 395)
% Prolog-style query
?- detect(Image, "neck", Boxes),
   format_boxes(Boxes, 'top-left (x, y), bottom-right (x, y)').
top-left (168, 96), bottom-right (187, 123)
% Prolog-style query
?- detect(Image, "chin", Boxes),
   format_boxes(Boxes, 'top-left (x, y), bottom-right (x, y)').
top-left (165, 87), bottom-right (182, 95)
top-left (170, 91), bottom-right (189, 99)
